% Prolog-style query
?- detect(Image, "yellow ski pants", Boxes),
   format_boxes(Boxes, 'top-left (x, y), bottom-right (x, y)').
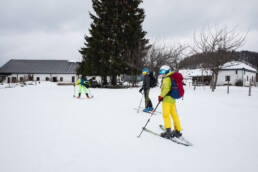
top-left (162, 102), bottom-right (182, 131)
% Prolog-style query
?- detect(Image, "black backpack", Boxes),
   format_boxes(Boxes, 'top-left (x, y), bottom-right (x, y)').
top-left (83, 80), bottom-right (90, 88)
top-left (149, 71), bottom-right (157, 88)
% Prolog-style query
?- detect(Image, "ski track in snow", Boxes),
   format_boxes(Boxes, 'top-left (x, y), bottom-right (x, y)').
top-left (0, 83), bottom-right (258, 172)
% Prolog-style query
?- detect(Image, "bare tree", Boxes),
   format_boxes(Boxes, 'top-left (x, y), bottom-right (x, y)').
top-left (191, 26), bottom-right (247, 91)
top-left (144, 42), bottom-right (187, 83)
top-left (124, 42), bottom-right (151, 87)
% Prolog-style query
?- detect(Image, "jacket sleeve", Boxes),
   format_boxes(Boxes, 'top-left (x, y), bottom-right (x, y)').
top-left (85, 80), bottom-right (90, 86)
top-left (143, 75), bottom-right (150, 90)
top-left (160, 77), bottom-right (171, 97)
top-left (75, 78), bottom-right (80, 86)
top-left (142, 76), bottom-right (146, 89)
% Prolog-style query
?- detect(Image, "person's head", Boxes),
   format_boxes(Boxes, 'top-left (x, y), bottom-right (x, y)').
top-left (159, 65), bottom-right (171, 77)
top-left (142, 68), bottom-right (149, 76)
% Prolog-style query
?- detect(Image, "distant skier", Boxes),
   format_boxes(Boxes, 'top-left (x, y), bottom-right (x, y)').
top-left (139, 68), bottom-right (153, 112)
top-left (74, 75), bottom-right (91, 99)
top-left (158, 65), bottom-right (183, 138)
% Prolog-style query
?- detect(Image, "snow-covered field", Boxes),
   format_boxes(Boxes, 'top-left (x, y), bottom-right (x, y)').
top-left (0, 83), bottom-right (258, 172)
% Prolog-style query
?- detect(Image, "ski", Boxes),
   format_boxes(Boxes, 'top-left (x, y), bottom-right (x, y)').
top-left (143, 127), bottom-right (191, 146)
top-left (73, 96), bottom-right (94, 99)
top-left (133, 108), bottom-right (155, 114)
top-left (159, 125), bottom-right (193, 146)
top-left (133, 108), bottom-right (162, 114)
top-left (88, 95), bottom-right (94, 99)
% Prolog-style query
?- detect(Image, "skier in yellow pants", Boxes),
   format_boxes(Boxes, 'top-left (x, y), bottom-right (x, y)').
top-left (158, 65), bottom-right (182, 138)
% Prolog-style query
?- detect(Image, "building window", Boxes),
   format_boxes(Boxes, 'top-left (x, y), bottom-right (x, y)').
top-left (46, 77), bottom-right (49, 81)
top-left (37, 77), bottom-right (40, 81)
top-left (235, 70), bottom-right (238, 74)
top-left (20, 77), bottom-right (24, 82)
top-left (12, 77), bottom-right (17, 83)
top-left (60, 77), bottom-right (63, 82)
top-left (247, 76), bottom-right (249, 81)
top-left (252, 76), bottom-right (253, 82)
top-left (0, 76), bottom-right (4, 83)
top-left (72, 76), bottom-right (75, 82)
top-left (225, 76), bottom-right (230, 82)
top-left (53, 77), bottom-right (57, 82)
top-left (28, 75), bottom-right (33, 81)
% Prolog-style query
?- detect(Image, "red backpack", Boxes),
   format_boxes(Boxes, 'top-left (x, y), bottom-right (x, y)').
top-left (167, 72), bottom-right (184, 99)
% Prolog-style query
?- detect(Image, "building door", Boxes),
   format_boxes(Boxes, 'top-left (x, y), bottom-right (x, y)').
top-left (225, 76), bottom-right (230, 82)
top-left (28, 75), bottom-right (34, 81)
top-left (20, 77), bottom-right (24, 82)
top-left (53, 77), bottom-right (57, 82)
top-left (11, 77), bottom-right (17, 83)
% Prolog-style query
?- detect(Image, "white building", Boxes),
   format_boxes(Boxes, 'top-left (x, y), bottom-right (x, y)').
top-left (0, 59), bottom-right (79, 83)
top-left (217, 61), bottom-right (257, 86)
top-left (180, 69), bottom-right (212, 86)
top-left (180, 61), bottom-right (257, 87)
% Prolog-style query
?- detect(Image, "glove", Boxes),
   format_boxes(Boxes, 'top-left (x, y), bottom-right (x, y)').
top-left (158, 96), bottom-right (163, 102)
top-left (139, 88), bottom-right (143, 93)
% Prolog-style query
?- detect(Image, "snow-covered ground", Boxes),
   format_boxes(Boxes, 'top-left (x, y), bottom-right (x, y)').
top-left (0, 83), bottom-right (258, 172)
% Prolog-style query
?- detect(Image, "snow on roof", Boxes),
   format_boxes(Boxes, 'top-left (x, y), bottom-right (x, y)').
top-left (179, 69), bottom-right (212, 78)
top-left (180, 61), bottom-right (257, 78)
top-left (222, 61), bottom-right (257, 72)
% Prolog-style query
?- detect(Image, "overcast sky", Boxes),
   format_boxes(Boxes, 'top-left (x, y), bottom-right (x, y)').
top-left (0, 0), bottom-right (257, 66)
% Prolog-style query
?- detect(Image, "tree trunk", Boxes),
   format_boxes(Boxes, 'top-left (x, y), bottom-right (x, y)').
top-left (111, 75), bottom-right (117, 86)
top-left (210, 72), bottom-right (215, 90)
top-left (102, 76), bottom-right (107, 87)
top-left (211, 70), bottom-right (218, 92)
top-left (213, 71), bottom-right (219, 91)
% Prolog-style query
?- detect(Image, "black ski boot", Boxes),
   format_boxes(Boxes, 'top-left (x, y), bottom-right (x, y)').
top-left (77, 93), bottom-right (81, 99)
top-left (160, 128), bottom-right (172, 139)
top-left (86, 93), bottom-right (90, 98)
top-left (171, 130), bottom-right (182, 138)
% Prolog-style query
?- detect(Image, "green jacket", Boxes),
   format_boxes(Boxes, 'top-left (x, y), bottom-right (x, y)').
top-left (75, 78), bottom-right (90, 87)
top-left (160, 72), bottom-right (175, 104)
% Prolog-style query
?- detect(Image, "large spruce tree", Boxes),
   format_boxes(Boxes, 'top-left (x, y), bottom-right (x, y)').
top-left (79, 0), bottom-right (149, 86)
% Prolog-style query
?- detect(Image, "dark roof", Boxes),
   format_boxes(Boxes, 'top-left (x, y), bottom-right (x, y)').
top-left (0, 59), bottom-right (79, 74)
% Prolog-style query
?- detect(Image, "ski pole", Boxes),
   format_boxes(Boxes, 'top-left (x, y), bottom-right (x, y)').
top-left (137, 93), bottom-right (144, 113)
top-left (73, 85), bottom-right (76, 97)
top-left (88, 87), bottom-right (94, 97)
top-left (137, 101), bottom-right (161, 138)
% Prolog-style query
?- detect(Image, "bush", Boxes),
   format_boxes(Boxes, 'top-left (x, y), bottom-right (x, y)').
top-left (235, 80), bottom-right (243, 86)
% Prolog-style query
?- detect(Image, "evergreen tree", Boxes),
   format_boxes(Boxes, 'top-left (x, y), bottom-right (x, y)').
top-left (79, 0), bottom-right (149, 86)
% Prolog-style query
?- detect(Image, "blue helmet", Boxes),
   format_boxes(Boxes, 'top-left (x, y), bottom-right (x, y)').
top-left (142, 68), bottom-right (149, 73)
top-left (159, 65), bottom-right (171, 74)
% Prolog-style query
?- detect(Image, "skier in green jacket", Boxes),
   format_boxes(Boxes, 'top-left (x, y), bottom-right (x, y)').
top-left (74, 76), bottom-right (90, 99)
